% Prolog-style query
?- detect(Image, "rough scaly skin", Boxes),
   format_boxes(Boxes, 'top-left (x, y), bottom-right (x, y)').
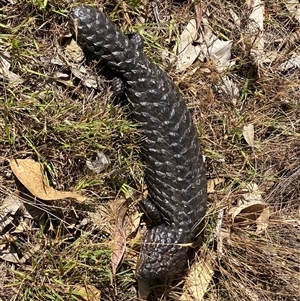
top-left (69, 5), bottom-right (207, 279)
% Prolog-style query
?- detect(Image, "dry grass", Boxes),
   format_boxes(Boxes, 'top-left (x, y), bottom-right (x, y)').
top-left (0, 0), bottom-right (299, 300)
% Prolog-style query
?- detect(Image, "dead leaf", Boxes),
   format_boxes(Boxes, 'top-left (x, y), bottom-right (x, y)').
top-left (60, 39), bottom-right (101, 89)
top-left (255, 206), bottom-right (270, 234)
top-left (178, 19), bottom-right (199, 54)
top-left (125, 213), bottom-right (141, 241)
top-left (195, 17), bottom-right (236, 101)
top-left (207, 39), bottom-right (233, 71)
top-left (207, 178), bottom-right (225, 193)
top-left (228, 200), bottom-right (270, 231)
top-left (65, 39), bottom-right (84, 63)
top-left (51, 72), bottom-right (75, 88)
top-left (279, 53), bottom-right (300, 71)
top-left (176, 19), bottom-right (201, 71)
top-left (9, 158), bottom-right (86, 203)
top-left (215, 76), bottom-right (240, 105)
top-left (111, 198), bottom-right (131, 276)
top-left (216, 228), bottom-right (230, 256)
top-left (0, 51), bottom-right (24, 87)
top-left (0, 195), bottom-right (23, 231)
top-left (245, 0), bottom-right (265, 60)
top-left (285, 0), bottom-right (300, 23)
top-left (71, 65), bottom-right (99, 89)
top-left (242, 183), bottom-right (262, 202)
top-left (197, 18), bottom-right (233, 72)
top-left (54, 72), bottom-right (69, 79)
top-left (176, 44), bottom-right (202, 71)
top-left (18, 244), bottom-right (41, 264)
top-left (86, 151), bottom-right (111, 174)
top-left (51, 54), bottom-right (64, 66)
top-left (85, 210), bottom-right (106, 230)
top-left (180, 252), bottom-right (215, 300)
top-left (0, 242), bottom-right (19, 263)
top-left (0, 195), bottom-right (22, 215)
top-left (243, 124), bottom-right (255, 147)
top-left (12, 218), bottom-right (31, 234)
top-left (70, 284), bottom-right (101, 301)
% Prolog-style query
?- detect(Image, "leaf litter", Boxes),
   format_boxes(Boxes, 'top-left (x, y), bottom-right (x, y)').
top-left (8, 158), bottom-right (86, 202)
top-left (243, 124), bottom-right (255, 147)
top-left (0, 51), bottom-right (24, 87)
top-left (180, 251), bottom-right (215, 301)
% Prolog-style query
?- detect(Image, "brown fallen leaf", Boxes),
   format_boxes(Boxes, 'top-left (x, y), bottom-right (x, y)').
top-left (111, 198), bottom-right (131, 276)
top-left (65, 39), bottom-right (84, 63)
top-left (180, 252), bottom-right (215, 301)
top-left (124, 211), bottom-right (141, 238)
top-left (228, 200), bottom-right (270, 231)
top-left (9, 158), bottom-right (86, 203)
top-left (255, 206), bottom-right (270, 234)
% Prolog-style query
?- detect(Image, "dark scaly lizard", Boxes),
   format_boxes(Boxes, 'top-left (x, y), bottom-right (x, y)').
top-left (69, 5), bottom-right (207, 278)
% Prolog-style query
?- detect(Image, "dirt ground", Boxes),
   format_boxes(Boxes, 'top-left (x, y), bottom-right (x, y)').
top-left (0, 0), bottom-right (299, 300)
